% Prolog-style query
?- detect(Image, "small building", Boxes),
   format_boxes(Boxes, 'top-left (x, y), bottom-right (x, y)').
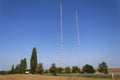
top-left (25, 70), bottom-right (29, 74)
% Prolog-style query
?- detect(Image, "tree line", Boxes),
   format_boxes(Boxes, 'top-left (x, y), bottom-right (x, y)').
top-left (0, 47), bottom-right (108, 75)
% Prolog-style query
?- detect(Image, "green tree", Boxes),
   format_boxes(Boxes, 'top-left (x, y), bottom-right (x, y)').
top-left (72, 66), bottom-right (80, 73)
top-left (30, 47), bottom-right (38, 74)
top-left (15, 64), bottom-right (21, 73)
top-left (37, 63), bottom-right (44, 74)
top-left (98, 62), bottom-right (108, 74)
top-left (83, 64), bottom-right (95, 73)
top-left (65, 66), bottom-right (71, 73)
top-left (20, 58), bottom-right (27, 73)
top-left (10, 65), bottom-right (15, 74)
top-left (49, 63), bottom-right (57, 76)
top-left (24, 58), bottom-right (27, 71)
top-left (57, 67), bottom-right (63, 73)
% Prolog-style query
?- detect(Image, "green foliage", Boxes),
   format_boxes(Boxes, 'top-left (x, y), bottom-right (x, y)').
top-left (98, 62), bottom-right (108, 74)
top-left (37, 63), bottom-right (44, 74)
top-left (0, 71), bottom-right (10, 75)
top-left (72, 66), bottom-right (80, 73)
top-left (64, 66), bottom-right (71, 73)
top-left (44, 69), bottom-right (49, 73)
top-left (57, 67), bottom-right (63, 73)
top-left (20, 58), bottom-right (27, 73)
top-left (10, 65), bottom-right (15, 74)
top-left (14, 58), bottom-right (27, 74)
top-left (83, 64), bottom-right (95, 73)
top-left (49, 63), bottom-right (57, 76)
top-left (15, 64), bottom-right (21, 73)
top-left (30, 47), bottom-right (38, 74)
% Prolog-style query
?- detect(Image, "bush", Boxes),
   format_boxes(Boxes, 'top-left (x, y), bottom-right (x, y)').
top-left (57, 67), bottom-right (63, 73)
top-left (0, 71), bottom-right (10, 75)
top-left (49, 63), bottom-right (57, 76)
top-left (44, 69), bottom-right (49, 73)
top-left (98, 62), bottom-right (108, 74)
top-left (82, 64), bottom-right (95, 73)
top-left (64, 67), bottom-right (71, 73)
top-left (72, 66), bottom-right (80, 73)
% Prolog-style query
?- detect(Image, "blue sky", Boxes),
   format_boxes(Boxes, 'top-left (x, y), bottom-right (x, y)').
top-left (0, 0), bottom-right (120, 70)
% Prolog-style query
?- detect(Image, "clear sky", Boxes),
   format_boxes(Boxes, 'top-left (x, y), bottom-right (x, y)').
top-left (0, 0), bottom-right (120, 70)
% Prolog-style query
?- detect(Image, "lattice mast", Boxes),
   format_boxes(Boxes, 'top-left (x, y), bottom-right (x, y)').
top-left (60, 2), bottom-right (64, 68)
top-left (76, 11), bottom-right (82, 69)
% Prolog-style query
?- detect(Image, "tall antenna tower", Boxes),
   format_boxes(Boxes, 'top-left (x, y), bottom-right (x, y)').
top-left (76, 11), bottom-right (82, 69)
top-left (60, 1), bottom-right (64, 68)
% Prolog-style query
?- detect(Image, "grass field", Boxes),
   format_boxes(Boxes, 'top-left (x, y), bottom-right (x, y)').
top-left (0, 74), bottom-right (118, 80)
top-left (0, 69), bottom-right (120, 80)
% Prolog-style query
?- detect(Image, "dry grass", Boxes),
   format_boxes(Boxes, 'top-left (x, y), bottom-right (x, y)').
top-left (108, 68), bottom-right (120, 74)
top-left (0, 74), bottom-right (112, 80)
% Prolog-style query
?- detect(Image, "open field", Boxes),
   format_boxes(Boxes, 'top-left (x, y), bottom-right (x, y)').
top-left (108, 68), bottom-right (120, 74)
top-left (0, 74), bottom-right (119, 80)
top-left (0, 68), bottom-right (120, 80)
